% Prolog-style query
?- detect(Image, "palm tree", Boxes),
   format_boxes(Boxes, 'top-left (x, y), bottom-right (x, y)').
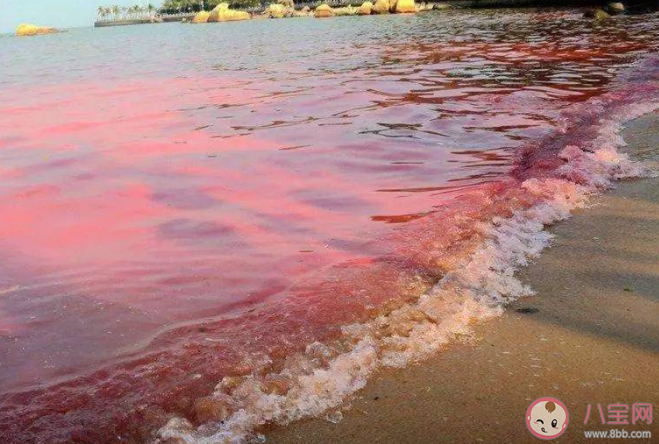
top-left (111, 5), bottom-right (121, 19)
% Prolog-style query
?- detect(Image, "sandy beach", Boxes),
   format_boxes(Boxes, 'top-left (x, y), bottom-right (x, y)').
top-left (265, 112), bottom-right (659, 443)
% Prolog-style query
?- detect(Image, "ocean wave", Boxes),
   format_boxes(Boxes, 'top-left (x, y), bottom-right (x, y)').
top-left (156, 59), bottom-right (659, 444)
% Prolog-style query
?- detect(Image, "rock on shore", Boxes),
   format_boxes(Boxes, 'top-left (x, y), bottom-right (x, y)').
top-left (266, 3), bottom-right (287, 18)
top-left (358, 2), bottom-right (374, 14)
top-left (208, 3), bottom-right (250, 22)
top-left (15, 23), bottom-right (59, 36)
top-left (366, 0), bottom-right (416, 14)
top-left (395, 0), bottom-right (416, 13)
top-left (372, 0), bottom-right (391, 14)
top-left (314, 4), bottom-right (335, 18)
top-left (605, 2), bottom-right (626, 14)
top-left (193, 0), bottom-right (418, 24)
top-left (192, 10), bottom-right (211, 23)
top-left (265, 1), bottom-right (310, 19)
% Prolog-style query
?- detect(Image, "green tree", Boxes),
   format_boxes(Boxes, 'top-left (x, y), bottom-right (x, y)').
top-left (97, 5), bottom-right (111, 19)
top-left (230, 0), bottom-right (261, 8)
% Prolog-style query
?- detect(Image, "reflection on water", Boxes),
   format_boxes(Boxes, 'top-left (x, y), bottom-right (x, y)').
top-left (1, 8), bottom-right (659, 444)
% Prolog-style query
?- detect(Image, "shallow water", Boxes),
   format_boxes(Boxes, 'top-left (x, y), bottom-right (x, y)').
top-left (1, 9), bottom-right (659, 444)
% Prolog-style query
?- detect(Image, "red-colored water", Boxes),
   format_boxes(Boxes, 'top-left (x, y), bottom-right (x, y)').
top-left (1, 9), bottom-right (659, 444)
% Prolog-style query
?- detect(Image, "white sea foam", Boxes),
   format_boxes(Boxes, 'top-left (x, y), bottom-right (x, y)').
top-left (157, 101), bottom-right (659, 444)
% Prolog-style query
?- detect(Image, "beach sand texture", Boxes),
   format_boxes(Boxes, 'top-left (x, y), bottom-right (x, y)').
top-left (265, 112), bottom-right (659, 443)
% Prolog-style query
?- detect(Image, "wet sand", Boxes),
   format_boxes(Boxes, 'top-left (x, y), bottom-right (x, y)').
top-left (265, 112), bottom-right (659, 443)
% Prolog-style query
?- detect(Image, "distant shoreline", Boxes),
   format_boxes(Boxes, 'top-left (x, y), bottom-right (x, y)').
top-left (94, 14), bottom-right (195, 27)
top-left (92, 1), bottom-right (605, 27)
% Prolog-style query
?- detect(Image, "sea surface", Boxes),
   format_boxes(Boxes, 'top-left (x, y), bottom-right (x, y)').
top-left (1, 8), bottom-right (659, 444)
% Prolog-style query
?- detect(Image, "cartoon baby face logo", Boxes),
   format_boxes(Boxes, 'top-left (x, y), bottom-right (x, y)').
top-left (526, 397), bottom-right (569, 440)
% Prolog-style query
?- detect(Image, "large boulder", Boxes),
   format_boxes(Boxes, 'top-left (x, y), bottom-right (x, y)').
top-left (191, 10), bottom-right (211, 23)
top-left (221, 10), bottom-right (251, 21)
top-left (266, 3), bottom-right (288, 18)
top-left (314, 4), bottom-right (335, 17)
top-left (395, 0), bottom-right (416, 13)
top-left (357, 1), bottom-right (373, 14)
top-left (15, 23), bottom-right (58, 36)
top-left (209, 3), bottom-right (250, 22)
top-left (277, 0), bottom-right (295, 7)
top-left (372, 0), bottom-right (390, 14)
top-left (208, 3), bottom-right (228, 21)
top-left (605, 2), bottom-right (626, 14)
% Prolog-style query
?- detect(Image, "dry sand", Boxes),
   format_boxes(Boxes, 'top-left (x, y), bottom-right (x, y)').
top-left (265, 113), bottom-right (659, 443)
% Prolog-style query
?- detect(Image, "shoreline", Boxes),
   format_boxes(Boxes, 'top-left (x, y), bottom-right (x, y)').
top-left (94, 14), bottom-right (195, 27)
top-left (95, 2), bottom-right (614, 28)
top-left (265, 112), bottom-right (659, 443)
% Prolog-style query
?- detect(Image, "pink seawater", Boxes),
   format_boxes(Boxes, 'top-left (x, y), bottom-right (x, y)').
top-left (1, 9), bottom-right (659, 444)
